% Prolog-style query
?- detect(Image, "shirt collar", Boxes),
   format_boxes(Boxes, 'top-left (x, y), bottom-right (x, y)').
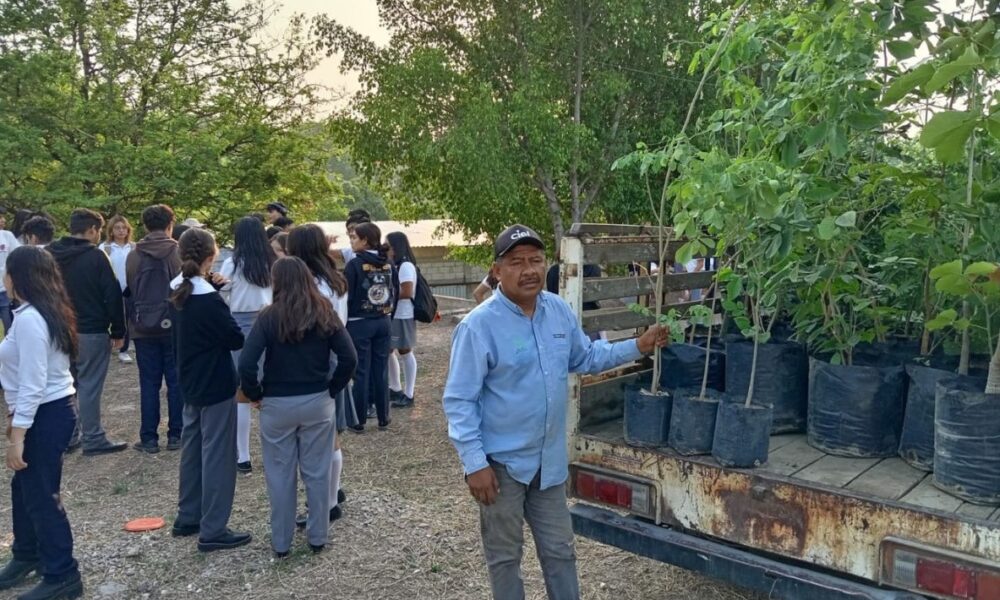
top-left (495, 285), bottom-right (545, 317)
top-left (12, 302), bottom-right (30, 315)
top-left (169, 274), bottom-right (215, 295)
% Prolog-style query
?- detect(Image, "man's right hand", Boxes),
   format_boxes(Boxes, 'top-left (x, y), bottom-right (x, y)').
top-left (467, 465), bottom-right (500, 505)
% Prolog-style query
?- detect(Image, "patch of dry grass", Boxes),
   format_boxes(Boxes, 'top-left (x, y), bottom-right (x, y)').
top-left (0, 321), bottom-right (762, 599)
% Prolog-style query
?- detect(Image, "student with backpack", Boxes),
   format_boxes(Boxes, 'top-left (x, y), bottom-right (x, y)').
top-left (286, 224), bottom-right (352, 518)
top-left (47, 209), bottom-right (128, 457)
top-left (219, 216), bottom-right (276, 475)
top-left (126, 205), bottom-right (183, 454)
top-left (386, 232), bottom-right (419, 408)
top-left (238, 257), bottom-right (357, 558)
top-left (0, 247), bottom-right (84, 600)
top-left (99, 216), bottom-right (135, 363)
top-left (344, 222), bottom-right (394, 432)
top-left (168, 228), bottom-right (250, 552)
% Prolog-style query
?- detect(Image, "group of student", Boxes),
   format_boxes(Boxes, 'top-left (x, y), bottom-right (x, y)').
top-left (0, 204), bottom-right (422, 600)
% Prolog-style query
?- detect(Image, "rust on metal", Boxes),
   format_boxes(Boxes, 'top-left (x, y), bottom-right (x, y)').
top-left (571, 435), bottom-right (996, 583)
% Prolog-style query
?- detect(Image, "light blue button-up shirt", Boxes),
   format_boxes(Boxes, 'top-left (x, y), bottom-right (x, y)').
top-left (443, 288), bottom-right (644, 490)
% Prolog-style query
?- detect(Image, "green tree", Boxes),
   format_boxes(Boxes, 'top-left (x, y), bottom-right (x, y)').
top-left (0, 0), bottom-right (339, 233)
top-left (315, 0), bottom-right (738, 245)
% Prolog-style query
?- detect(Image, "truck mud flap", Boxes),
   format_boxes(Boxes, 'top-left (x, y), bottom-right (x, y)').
top-left (571, 504), bottom-right (925, 600)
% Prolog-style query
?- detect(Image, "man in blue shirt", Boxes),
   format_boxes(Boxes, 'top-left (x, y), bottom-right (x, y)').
top-left (443, 224), bottom-right (669, 600)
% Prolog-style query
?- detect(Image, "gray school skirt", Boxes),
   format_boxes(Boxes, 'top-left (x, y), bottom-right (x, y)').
top-left (390, 318), bottom-right (417, 349)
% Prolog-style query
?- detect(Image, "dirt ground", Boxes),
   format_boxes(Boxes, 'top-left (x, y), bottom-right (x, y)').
top-left (0, 320), bottom-right (764, 600)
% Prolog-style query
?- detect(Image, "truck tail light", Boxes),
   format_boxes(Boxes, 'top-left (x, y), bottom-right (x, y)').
top-left (571, 466), bottom-right (655, 520)
top-left (882, 538), bottom-right (1000, 599)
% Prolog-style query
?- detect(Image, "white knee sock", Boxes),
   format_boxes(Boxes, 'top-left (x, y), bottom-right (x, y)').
top-left (330, 449), bottom-right (343, 507)
top-left (237, 402), bottom-right (251, 463)
top-left (388, 351), bottom-right (402, 392)
top-left (402, 352), bottom-right (417, 399)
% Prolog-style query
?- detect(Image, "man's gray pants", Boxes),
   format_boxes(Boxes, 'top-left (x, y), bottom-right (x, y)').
top-left (480, 462), bottom-right (580, 600)
top-left (73, 333), bottom-right (113, 450)
top-left (177, 399), bottom-right (237, 541)
top-left (260, 390), bottom-right (336, 553)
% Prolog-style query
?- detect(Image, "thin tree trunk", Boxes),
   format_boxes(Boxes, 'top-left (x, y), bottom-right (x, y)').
top-left (920, 256), bottom-right (932, 356)
top-left (987, 334), bottom-right (1000, 395)
top-left (960, 75), bottom-right (978, 376)
top-left (745, 294), bottom-right (762, 408)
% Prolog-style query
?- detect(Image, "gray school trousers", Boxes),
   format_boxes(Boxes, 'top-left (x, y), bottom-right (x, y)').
top-left (259, 390), bottom-right (336, 552)
top-left (72, 333), bottom-right (113, 450)
top-left (177, 399), bottom-right (237, 541)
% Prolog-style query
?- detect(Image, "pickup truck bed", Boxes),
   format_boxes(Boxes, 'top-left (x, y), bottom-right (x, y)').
top-left (575, 413), bottom-right (1000, 585)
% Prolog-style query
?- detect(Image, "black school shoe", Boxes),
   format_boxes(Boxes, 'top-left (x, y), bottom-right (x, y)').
top-left (391, 394), bottom-right (414, 408)
top-left (378, 418), bottom-right (392, 431)
top-left (171, 522), bottom-right (200, 537)
top-left (0, 559), bottom-right (38, 590)
top-left (16, 575), bottom-right (82, 600)
top-left (295, 505), bottom-right (344, 529)
top-left (197, 530), bottom-right (252, 553)
top-left (347, 425), bottom-right (365, 434)
top-left (236, 461), bottom-right (252, 474)
top-left (166, 437), bottom-right (182, 451)
top-left (132, 440), bottom-right (159, 454)
top-left (82, 439), bottom-right (128, 456)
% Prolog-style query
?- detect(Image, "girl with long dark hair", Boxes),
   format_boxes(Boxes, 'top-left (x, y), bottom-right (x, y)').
top-left (0, 247), bottom-right (82, 599)
top-left (220, 216), bottom-right (277, 474)
top-left (386, 232), bottom-right (419, 408)
top-left (169, 228), bottom-right (250, 553)
top-left (239, 257), bottom-right (357, 558)
top-left (286, 224), bottom-right (352, 521)
top-left (344, 222), bottom-right (394, 432)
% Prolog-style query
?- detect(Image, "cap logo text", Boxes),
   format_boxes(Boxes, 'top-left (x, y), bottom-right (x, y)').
top-left (510, 230), bottom-right (529, 240)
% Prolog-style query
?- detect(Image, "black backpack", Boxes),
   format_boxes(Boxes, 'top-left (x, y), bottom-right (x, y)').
top-left (127, 252), bottom-right (174, 335)
top-left (411, 268), bottom-right (437, 323)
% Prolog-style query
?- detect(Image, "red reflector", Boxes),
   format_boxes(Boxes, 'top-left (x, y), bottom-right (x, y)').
top-left (577, 472), bottom-right (595, 499)
top-left (953, 567), bottom-right (974, 598)
top-left (979, 571), bottom-right (1000, 600)
top-left (917, 559), bottom-right (957, 595)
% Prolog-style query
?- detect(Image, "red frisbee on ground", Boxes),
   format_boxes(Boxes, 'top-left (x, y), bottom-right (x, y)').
top-left (124, 517), bottom-right (165, 533)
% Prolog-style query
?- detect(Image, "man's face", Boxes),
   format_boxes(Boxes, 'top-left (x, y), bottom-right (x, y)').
top-left (349, 229), bottom-right (365, 252)
top-left (268, 209), bottom-right (281, 223)
top-left (85, 225), bottom-right (101, 245)
top-left (495, 244), bottom-right (546, 305)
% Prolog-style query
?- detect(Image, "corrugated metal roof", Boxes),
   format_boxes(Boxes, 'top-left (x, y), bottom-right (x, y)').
top-left (312, 219), bottom-right (485, 249)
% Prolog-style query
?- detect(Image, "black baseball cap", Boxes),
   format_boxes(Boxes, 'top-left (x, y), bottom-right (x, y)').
top-left (266, 202), bottom-right (289, 216)
top-left (494, 224), bottom-right (544, 259)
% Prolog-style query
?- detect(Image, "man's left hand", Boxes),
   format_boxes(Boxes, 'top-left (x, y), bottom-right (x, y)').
top-left (637, 324), bottom-right (671, 354)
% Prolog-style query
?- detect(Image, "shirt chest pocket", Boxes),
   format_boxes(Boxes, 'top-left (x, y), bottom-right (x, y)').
top-left (548, 334), bottom-right (572, 370)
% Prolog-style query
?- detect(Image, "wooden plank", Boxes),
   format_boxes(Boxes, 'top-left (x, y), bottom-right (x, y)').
top-left (580, 371), bottom-right (648, 428)
top-left (956, 502), bottom-right (998, 521)
top-left (847, 458), bottom-right (926, 501)
top-left (582, 272), bottom-right (717, 303)
top-left (763, 435), bottom-right (827, 476)
top-left (796, 455), bottom-right (881, 488)
top-left (990, 506), bottom-right (1000, 521)
top-left (582, 300), bottom-right (712, 332)
top-left (568, 223), bottom-right (674, 237)
top-left (767, 433), bottom-right (801, 453)
top-left (583, 240), bottom-right (686, 266)
top-left (900, 476), bottom-right (965, 513)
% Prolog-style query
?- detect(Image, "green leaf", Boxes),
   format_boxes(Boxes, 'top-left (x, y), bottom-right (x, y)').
top-left (988, 113), bottom-right (1000, 141)
top-left (834, 210), bottom-right (857, 228)
top-left (954, 319), bottom-right (971, 331)
top-left (964, 261), bottom-right (999, 277)
top-left (887, 40), bottom-right (916, 60)
top-left (925, 45), bottom-right (981, 93)
top-left (919, 111), bottom-right (977, 163)
top-left (804, 122), bottom-right (830, 146)
top-left (925, 308), bottom-right (957, 331)
top-left (882, 63), bottom-right (935, 105)
top-left (935, 273), bottom-right (973, 295)
top-left (827, 125), bottom-right (848, 158)
top-left (817, 216), bottom-right (838, 240)
top-left (846, 109), bottom-right (887, 131)
top-left (930, 260), bottom-right (963, 280)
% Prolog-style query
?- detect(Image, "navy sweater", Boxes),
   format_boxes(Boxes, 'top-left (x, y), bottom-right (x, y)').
top-left (171, 286), bottom-right (244, 407)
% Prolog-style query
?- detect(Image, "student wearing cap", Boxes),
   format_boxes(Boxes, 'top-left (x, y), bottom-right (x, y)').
top-left (442, 224), bottom-right (671, 600)
top-left (265, 203), bottom-right (289, 225)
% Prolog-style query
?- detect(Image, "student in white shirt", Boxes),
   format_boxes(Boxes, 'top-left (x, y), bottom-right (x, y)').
top-left (386, 232), bottom-right (419, 408)
top-left (219, 217), bottom-right (276, 475)
top-left (286, 224), bottom-right (351, 524)
top-left (0, 222), bottom-right (20, 334)
top-left (328, 210), bottom-right (370, 265)
top-left (0, 246), bottom-right (83, 599)
top-left (99, 215), bottom-right (135, 362)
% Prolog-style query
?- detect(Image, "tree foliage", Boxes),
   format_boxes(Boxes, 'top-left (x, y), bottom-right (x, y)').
top-left (316, 0), bottom-right (743, 245)
top-left (0, 0), bottom-right (339, 232)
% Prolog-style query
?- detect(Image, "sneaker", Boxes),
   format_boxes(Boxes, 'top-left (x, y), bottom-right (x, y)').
top-left (197, 530), bottom-right (252, 553)
top-left (118, 352), bottom-right (133, 363)
top-left (391, 394), bottom-right (414, 408)
top-left (366, 405), bottom-right (376, 420)
top-left (16, 575), bottom-right (82, 600)
top-left (0, 559), bottom-right (38, 591)
top-left (171, 522), bottom-right (200, 538)
top-left (166, 437), bottom-right (182, 451)
top-left (81, 440), bottom-right (128, 457)
top-left (378, 418), bottom-right (392, 431)
top-left (236, 461), bottom-right (252, 474)
top-left (132, 441), bottom-right (159, 454)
